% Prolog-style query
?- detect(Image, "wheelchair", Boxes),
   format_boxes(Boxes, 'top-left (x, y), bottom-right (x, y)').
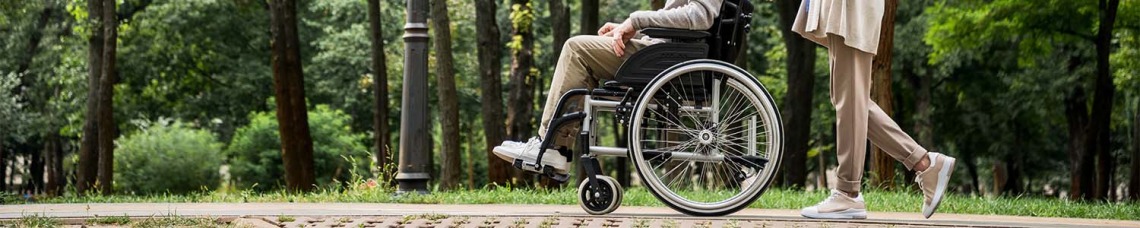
top-left (511, 0), bottom-right (783, 216)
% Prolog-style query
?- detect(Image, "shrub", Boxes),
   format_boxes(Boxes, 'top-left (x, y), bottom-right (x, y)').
top-left (114, 119), bottom-right (223, 194)
top-left (226, 105), bottom-right (370, 191)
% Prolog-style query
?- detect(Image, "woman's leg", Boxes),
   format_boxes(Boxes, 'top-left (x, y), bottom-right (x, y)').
top-left (828, 36), bottom-right (874, 194)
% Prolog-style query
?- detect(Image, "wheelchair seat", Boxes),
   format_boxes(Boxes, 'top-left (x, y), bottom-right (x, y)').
top-left (611, 0), bottom-right (754, 88)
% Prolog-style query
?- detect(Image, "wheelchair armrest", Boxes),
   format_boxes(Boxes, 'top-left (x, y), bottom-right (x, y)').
top-left (640, 28), bottom-right (710, 41)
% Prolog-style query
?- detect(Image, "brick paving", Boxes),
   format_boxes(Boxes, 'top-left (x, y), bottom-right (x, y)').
top-left (3, 203), bottom-right (1137, 228)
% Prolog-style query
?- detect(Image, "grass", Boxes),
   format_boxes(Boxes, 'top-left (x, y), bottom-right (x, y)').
top-left (3, 214), bottom-right (59, 228)
top-left (86, 214), bottom-right (131, 225)
top-left (32, 186), bottom-right (1140, 221)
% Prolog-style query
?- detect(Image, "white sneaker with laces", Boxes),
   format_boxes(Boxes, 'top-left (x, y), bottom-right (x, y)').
top-left (492, 137), bottom-right (569, 174)
top-left (801, 189), bottom-right (867, 219)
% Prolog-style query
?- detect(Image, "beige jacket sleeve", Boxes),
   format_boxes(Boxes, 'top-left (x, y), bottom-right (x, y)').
top-left (628, 0), bottom-right (723, 31)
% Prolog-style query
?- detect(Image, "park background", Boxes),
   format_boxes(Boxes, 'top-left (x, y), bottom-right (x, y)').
top-left (0, 0), bottom-right (1138, 216)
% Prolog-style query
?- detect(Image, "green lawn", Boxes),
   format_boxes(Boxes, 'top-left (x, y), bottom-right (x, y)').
top-left (31, 186), bottom-right (1140, 221)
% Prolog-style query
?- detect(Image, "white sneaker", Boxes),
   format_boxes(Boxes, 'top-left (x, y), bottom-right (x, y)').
top-left (916, 152), bottom-right (956, 218)
top-left (492, 137), bottom-right (569, 174)
top-left (801, 189), bottom-right (867, 219)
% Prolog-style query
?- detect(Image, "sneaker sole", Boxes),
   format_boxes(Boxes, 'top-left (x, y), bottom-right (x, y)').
top-left (801, 208), bottom-right (867, 219)
top-left (924, 155), bottom-right (956, 218)
top-left (491, 146), bottom-right (570, 174)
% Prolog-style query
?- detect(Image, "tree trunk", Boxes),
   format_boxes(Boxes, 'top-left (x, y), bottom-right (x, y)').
top-left (1065, 88), bottom-right (1093, 200)
top-left (475, 0), bottom-right (510, 186)
top-left (44, 133), bottom-right (63, 196)
top-left (77, 0), bottom-right (105, 195)
top-left (431, 0), bottom-right (462, 190)
top-left (366, 0), bottom-right (392, 185)
top-left (507, 0), bottom-right (535, 142)
top-left (776, 0), bottom-right (816, 189)
top-left (580, 0), bottom-right (599, 35)
top-left (907, 69), bottom-right (934, 151)
top-left (651, 0), bottom-right (665, 10)
top-left (95, 0), bottom-right (118, 195)
top-left (868, 0), bottom-right (898, 190)
top-left (269, 0), bottom-right (316, 192)
top-left (1091, 0), bottom-right (1119, 201)
top-left (30, 146), bottom-right (45, 193)
top-left (507, 0), bottom-right (536, 185)
top-left (0, 137), bottom-right (5, 191)
top-left (1130, 98), bottom-right (1139, 201)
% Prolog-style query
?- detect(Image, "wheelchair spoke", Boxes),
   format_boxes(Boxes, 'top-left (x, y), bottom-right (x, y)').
top-left (630, 61), bottom-right (784, 215)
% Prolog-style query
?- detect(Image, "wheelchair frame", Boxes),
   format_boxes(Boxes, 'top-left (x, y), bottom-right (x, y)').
top-left (508, 0), bottom-right (779, 216)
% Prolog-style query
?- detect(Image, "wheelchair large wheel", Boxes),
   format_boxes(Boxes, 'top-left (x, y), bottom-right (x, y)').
top-left (628, 60), bottom-right (783, 216)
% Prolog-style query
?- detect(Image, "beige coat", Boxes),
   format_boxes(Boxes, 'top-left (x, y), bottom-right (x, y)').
top-left (792, 0), bottom-right (885, 55)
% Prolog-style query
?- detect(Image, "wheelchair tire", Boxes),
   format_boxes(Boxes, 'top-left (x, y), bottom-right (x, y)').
top-left (578, 175), bottom-right (623, 215)
top-left (628, 60), bottom-right (784, 216)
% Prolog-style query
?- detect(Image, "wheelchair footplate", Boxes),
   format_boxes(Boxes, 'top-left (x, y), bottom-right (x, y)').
top-left (511, 147), bottom-right (572, 183)
top-left (511, 159), bottom-right (570, 182)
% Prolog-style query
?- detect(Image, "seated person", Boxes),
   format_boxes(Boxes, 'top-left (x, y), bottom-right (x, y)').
top-left (493, 0), bottom-right (723, 174)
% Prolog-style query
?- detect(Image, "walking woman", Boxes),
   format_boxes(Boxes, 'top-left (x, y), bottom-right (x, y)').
top-left (792, 0), bottom-right (957, 219)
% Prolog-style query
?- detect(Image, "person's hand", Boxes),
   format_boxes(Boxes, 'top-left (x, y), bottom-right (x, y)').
top-left (597, 22), bottom-right (621, 36)
top-left (610, 20), bottom-right (636, 56)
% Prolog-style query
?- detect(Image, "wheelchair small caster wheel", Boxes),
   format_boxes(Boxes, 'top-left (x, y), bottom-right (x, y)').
top-left (578, 175), bottom-right (622, 215)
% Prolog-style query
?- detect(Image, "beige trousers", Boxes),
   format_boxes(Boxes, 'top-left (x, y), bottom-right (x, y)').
top-left (826, 36), bottom-right (928, 193)
top-left (538, 35), bottom-right (651, 147)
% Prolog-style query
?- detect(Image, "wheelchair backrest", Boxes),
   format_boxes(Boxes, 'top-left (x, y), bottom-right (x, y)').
top-left (707, 0), bottom-right (754, 63)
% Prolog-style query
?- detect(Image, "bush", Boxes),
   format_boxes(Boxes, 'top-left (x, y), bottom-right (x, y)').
top-left (115, 119), bottom-right (223, 194)
top-left (226, 105), bottom-right (370, 191)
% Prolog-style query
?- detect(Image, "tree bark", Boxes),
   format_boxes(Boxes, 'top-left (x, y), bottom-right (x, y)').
top-left (30, 146), bottom-right (45, 193)
top-left (95, 0), bottom-right (118, 195)
top-left (77, 0), bottom-right (105, 195)
top-left (1130, 98), bottom-right (1139, 201)
top-left (475, 0), bottom-right (510, 186)
top-left (580, 0), bottom-right (599, 35)
top-left (651, 0), bottom-right (665, 10)
top-left (269, 0), bottom-right (316, 192)
top-left (44, 133), bottom-right (63, 196)
top-left (0, 136), bottom-right (5, 191)
top-left (366, 0), bottom-right (392, 185)
top-left (507, 0), bottom-right (536, 185)
top-left (431, 0), bottom-right (462, 190)
top-left (776, 0), bottom-right (816, 188)
top-left (1065, 88), bottom-right (1093, 200)
top-left (869, 0), bottom-right (898, 190)
top-left (1091, 0), bottom-right (1119, 201)
top-left (507, 0), bottom-right (535, 142)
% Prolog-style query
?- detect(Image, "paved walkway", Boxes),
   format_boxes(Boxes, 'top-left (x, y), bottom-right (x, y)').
top-left (3, 203), bottom-right (1137, 228)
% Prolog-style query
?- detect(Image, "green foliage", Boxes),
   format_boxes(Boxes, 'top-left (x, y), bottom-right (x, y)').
top-left (226, 104), bottom-right (370, 191)
top-left (114, 119), bottom-right (223, 194)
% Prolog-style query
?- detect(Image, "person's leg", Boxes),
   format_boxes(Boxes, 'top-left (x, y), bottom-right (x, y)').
top-left (801, 35), bottom-right (871, 220)
top-left (828, 36), bottom-right (874, 195)
top-left (539, 35), bottom-right (647, 147)
top-left (866, 102), bottom-right (928, 170)
top-left (496, 35), bottom-right (647, 173)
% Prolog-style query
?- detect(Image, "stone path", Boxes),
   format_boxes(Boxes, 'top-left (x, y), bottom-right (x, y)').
top-left (3, 203), bottom-right (1137, 228)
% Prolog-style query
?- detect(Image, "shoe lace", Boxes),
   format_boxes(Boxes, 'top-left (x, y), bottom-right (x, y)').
top-left (522, 137), bottom-right (543, 155)
top-left (816, 190), bottom-right (842, 206)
